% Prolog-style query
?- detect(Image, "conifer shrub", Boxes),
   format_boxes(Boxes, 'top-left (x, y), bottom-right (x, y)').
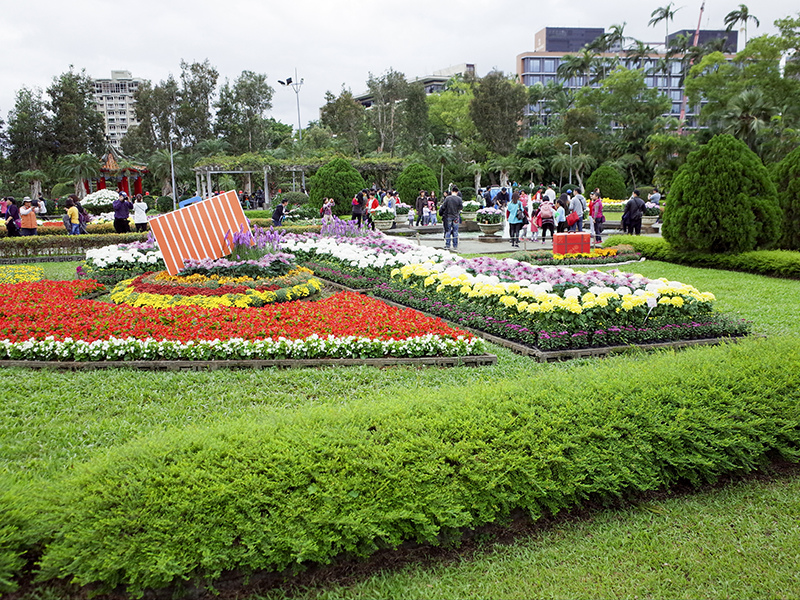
top-left (18, 338), bottom-right (800, 596)
top-left (772, 146), bottom-right (800, 251)
top-left (662, 135), bottom-right (781, 254)
top-left (307, 158), bottom-right (366, 217)
top-left (585, 164), bottom-right (628, 200)
top-left (395, 163), bottom-right (438, 206)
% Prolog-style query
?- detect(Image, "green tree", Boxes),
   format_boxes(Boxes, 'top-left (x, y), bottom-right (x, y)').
top-left (724, 4), bottom-right (760, 47)
top-left (214, 71), bottom-right (275, 153)
top-left (15, 169), bottom-right (49, 199)
top-left (394, 163), bottom-right (438, 206)
top-left (399, 82), bottom-right (430, 155)
top-left (645, 131), bottom-right (697, 191)
top-left (366, 69), bottom-right (408, 156)
top-left (148, 148), bottom-right (188, 197)
top-left (307, 157), bottom-right (366, 216)
top-left (427, 77), bottom-right (477, 144)
top-left (487, 154), bottom-right (516, 189)
top-left (718, 88), bottom-right (775, 153)
top-left (6, 87), bottom-right (51, 172)
top-left (125, 76), bottom-right (180, 153)
top-left (176, 59), bottom-right (219, 145)
top-left (585, 163), bottom-right (628, 199)
top-left (772, 145), bottom-right (800, 250)
top-left (320, 88), bottom-right (367, 157)
top-left (57, 153), bottom-right (100, 199)
top-left (649, 3), bottom-right (682, 42)
top-left (662, 134), bottom-right (781, 253)
top-left (47, 67), bottom-right (104, 156)
top-left (469, 71), bottom-right (527, 156)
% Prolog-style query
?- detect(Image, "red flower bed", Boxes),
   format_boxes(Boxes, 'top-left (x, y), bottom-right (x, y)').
top-left (0, 280), bottom-right (473, 343)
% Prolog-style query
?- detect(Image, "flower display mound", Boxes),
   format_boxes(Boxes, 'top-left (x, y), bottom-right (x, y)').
top-left (111, 267), bottom-right (322, 309)
top-left (0, 281), bottom-right (485, 361)
top-left (384, 261), bottom-right (750, 351)
top-left (514, 247), bottom-right (642, 267)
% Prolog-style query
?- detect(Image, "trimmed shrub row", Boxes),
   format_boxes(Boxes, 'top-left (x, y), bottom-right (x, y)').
top-left (603, 235), bottom-right (800, 279)
top-left (0, 233), bottom-right (148, 258)
top-left (10, 337), bottom-right (800, 596)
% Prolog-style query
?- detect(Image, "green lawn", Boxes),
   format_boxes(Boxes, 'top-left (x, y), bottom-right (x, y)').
top-left (2, 258), bottom-right (800, 599)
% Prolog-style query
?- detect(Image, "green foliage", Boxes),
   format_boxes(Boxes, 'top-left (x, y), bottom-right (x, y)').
top-left (395, 163), bottom-right (438, 206)
top-left (603, 235), bottom-right (800, 279)
top-left (772, 146), bottom-right (800, 250)
top-left (0, 232), bottom-right (146, 257)
top-left (24, 338), bottom-right (800, 595)
top-left (307, 158), bottom-right (366, 217)
top-left (156, 196), bottom-right (174, 213)
top-left (470, 72), bottom-right (528, 156)
top-left (273, 191), bottom-right (309, 207)
top-left (662, 135), bottom-right (781, 253)
top-left (49, 182), bottom-right (72, 198)
top-left (585, 163), bottom-right (628, 199)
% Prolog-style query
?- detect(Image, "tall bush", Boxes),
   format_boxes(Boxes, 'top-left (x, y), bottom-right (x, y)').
top-left (395, 163), bottom-right (438, 205)
top-left (585, 164), bottom-right (628, 200)
top-left (307, 158), bottom-right (366, 217)
top-left (772, 146), bottom-right (800, 250)
top-left (662, 135), bottom-right (781, 254)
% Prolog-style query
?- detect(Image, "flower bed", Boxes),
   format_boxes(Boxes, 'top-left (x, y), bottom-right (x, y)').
top-left (110, 268), bottom-right (323, 308)
top-left (0, 265), bottom-right (44, 284)
top-left (0, 281), bottom-right (486, 361)
top-left (514, 247), bottom-right (643, 267)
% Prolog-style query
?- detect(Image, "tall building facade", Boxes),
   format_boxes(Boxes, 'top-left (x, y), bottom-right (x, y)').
top-left (517, 27), bottom-right (737, 130)
top-left (92, 70), bottom-right (143, 147)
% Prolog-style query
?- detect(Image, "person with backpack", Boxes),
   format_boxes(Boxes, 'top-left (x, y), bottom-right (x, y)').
top-left (506, 192), bottom-right (524, 248)
top-left (538, 197), bottom-right (555, 244)
top-left (439, 186), bottom-right (463, 251)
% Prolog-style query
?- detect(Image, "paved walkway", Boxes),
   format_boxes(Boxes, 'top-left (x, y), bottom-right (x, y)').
top-left (388, 222), bottom-right (660, 255)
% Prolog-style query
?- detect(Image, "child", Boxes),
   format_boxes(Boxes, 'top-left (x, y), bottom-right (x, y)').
top-left (407, 208), bottom-right (415, 227)
top-left (422, 205), bottom-right (430, 225)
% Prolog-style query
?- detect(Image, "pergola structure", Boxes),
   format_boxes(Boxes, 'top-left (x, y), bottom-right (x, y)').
top-left (97, 146), bottom-right (148, 195)
top-left (192, 165), bottom-right (272, 203)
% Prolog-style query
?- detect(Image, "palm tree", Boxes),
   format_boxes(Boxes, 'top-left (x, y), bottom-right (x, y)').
top-left (429, 145), bottom-right (455, 198)
top-left (725, 4), bottom-right (760, 47)
top-left (148, 149), bottom-right (184, 197)
top-left (57, 153), bottom-right (101, 199)
top-left (194, 139), bottom-right (232, 158)
top-left (718, 88), bottom-right (775, 153)
top-left (549, 153), bottom-right (572, 188)
top-left (572, 154), bottom-right (597, 192)
top-left (466, 161), bottom-right (485, 193)
top-left (626, 40), bottom-right (656, 70)
top-left (557, 48), bottom-right (596, 87)
top-left (518, 157), bottom-right (545, 188)
top-left (649, 3), bottom-right (682, 44)
top-left (15, 170), bottom-right (48, 199)
top-left (488, 154), bottom-right (517, 189)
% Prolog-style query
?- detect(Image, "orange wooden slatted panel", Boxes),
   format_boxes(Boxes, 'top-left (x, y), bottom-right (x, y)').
top-left (149, 190), bottom-right (250, 275)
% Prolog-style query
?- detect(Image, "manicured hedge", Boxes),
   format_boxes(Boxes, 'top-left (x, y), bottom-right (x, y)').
top-left (0, 233), bottom-right (148, 258)
top-left (12, 337), bottom-right (800, 596)
top-left (603, 235), bottom-right (800, 279)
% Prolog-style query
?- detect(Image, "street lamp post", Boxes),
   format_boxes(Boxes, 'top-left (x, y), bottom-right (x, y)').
top-left (279, 70), bottom-right (305, 191)
top-left (169, 138), bottom-right (178, 211)
top-left (564, 141), bottom-right (578, 186)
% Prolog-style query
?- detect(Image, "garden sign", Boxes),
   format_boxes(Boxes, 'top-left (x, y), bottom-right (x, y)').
top-left (149, 190), bottom-right (250, 275)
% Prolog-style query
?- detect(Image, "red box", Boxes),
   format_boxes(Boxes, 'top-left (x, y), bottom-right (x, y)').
top-left (553, 232), bottom-right (591, 255)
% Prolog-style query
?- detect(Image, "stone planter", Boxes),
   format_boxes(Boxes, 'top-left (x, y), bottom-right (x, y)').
top-left (461, 211), bottom-right (478, 222)
top-left (477, 222), bottom-right (503, 236)
top-left (642, 215), bottom-right (658, 226)
top-left (374, 219), bottom-right (394, 231)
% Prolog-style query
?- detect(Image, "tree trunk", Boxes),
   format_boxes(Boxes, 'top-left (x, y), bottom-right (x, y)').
top-left (474, 171), bottom-right (481, 193)
top-left (576, 170), bottom-right (584, 192)
top-left (74, 180), bottom-right (87, 199)
top-left (500, 169), bottom-right (510, 188)
top-left (30, 180), bottom-right (42, 199)
top-left (161, 178), bottom-right (173, 197)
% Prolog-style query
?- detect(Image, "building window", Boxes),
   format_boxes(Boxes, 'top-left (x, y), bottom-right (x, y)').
top-left (671, 103), bottom-right (682, 114)
top-left (670, 90), bottom-right (682, 101)
top-left (523, 58), bottom-right (541, 73)
top-left (543, 58), bottom-right (557, 73)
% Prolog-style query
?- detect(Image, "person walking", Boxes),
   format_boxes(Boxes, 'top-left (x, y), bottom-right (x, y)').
top-left (555, 193), bottom-right (569, 233)
top-left (64, 198), bottom-right (81, 235)
top-left (415, 191), bottom-right (427, 226)
top-left (538, 197), bottom-right (555, 244)
top-left (439, 186), bottom-right (463, 251)
top-left (568, 188), bottom-right (587, 232)
top-left (589, 189), bottom-right (605, 243)
top-left (4, 198), bottom-right (21, 237)
top-left (622, 189), bottom-right (646, 235)
top-left (506, 192), bottom-right (524, 247)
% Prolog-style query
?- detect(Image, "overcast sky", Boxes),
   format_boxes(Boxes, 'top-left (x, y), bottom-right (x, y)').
top-left (1, 0), bottom-right (795, 135)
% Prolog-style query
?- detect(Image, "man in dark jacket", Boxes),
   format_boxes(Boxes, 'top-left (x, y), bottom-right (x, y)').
top-left (414, 191), bottom-right (427, 226)
top-left (439, 186), bottom-right (463, 250)
top-left (272, 198), bottom-right (289, 226)
top-left (622, 189), bottom-right (646, 235)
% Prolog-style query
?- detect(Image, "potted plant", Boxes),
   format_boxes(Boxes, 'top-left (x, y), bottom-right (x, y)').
top-left (476, 207), bottom-right (504, 236)
top-left (642, 202), bottom-right (661, 225)
top-left (461, 200), bottom-right (481, 221)
top-left (371, 206), bottom-right (396, 230)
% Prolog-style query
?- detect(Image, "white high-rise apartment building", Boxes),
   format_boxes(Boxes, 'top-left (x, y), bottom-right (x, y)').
top-left (92, 70), bottom-right (143, 147)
